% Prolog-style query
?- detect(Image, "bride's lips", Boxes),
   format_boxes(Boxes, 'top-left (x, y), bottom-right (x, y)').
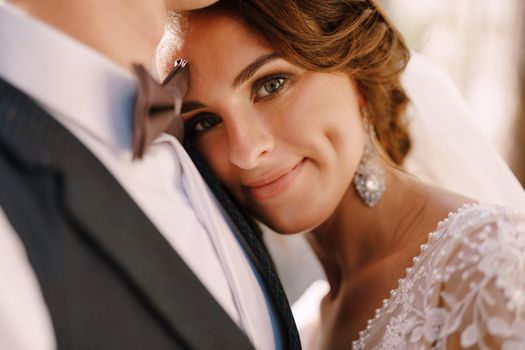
top-left (243, 159), bottom-right (306, 201)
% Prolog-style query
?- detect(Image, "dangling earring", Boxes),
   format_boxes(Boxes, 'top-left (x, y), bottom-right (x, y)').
top-left (353, 108), bottom-right (386, 207)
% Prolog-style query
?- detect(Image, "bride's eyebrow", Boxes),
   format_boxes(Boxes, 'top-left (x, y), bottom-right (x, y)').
top-left (232, 52), bottom-right (282, 88)
top-left (181, 101), bottom-right (206, 114)
top-left (181, 52), bottom-right (282, 115)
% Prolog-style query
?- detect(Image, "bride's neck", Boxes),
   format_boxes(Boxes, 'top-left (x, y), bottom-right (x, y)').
top-left (306, 163), bottom-right (430, 297)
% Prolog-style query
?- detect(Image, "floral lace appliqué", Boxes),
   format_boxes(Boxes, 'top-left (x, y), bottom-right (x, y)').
top-left (353, 204), bottom-right (525, 350)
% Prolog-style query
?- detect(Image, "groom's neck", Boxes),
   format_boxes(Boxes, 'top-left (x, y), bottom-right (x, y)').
top-left (10, 0), bottom-right (166, 71)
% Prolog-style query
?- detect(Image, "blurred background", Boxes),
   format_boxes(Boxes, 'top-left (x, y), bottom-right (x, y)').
top-left (383, 0), bottom-right (525, 185)
top-left (267, 0), bottom-right (525, 304)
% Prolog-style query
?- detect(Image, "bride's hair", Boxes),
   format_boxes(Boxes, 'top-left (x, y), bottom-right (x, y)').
top-left (176, 0), bottom-right (412, 164)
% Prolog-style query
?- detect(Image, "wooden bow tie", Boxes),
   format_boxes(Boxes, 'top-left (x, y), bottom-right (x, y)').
top-left (131, 59), bottom-right (188, 159)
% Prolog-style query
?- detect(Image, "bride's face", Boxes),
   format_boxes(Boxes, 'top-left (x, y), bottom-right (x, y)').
top-left (172, 12), bottom-right (365, 233)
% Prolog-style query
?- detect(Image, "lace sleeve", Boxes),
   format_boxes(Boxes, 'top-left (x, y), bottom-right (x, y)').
top-left (437, 209), bottom-right (525, 349)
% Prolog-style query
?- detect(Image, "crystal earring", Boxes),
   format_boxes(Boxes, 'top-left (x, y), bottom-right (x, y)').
top-left (353, 109), bottom-right (386, 207)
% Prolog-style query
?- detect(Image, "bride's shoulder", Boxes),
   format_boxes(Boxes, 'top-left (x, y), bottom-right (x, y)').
top-left (443, 202), bottom-right (522, 235)
top-left (435, 203), bottom-right (525, 296)
top-left (431, 203), bottom-right (525, 348)
top-left (436, 203), bottom-right (525, 270)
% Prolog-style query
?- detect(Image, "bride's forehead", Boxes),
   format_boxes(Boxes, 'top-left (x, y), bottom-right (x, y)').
top-left (179, 12), bottom-right (270, 54)
top-left (177, 14), bottom-right (274, 76)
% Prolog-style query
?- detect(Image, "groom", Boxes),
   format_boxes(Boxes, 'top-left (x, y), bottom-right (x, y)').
top-left (0, 0), bottom-right (299, 349)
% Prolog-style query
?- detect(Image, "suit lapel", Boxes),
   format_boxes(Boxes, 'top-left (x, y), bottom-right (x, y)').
top-left (0, 78), bottom-right (254, 349)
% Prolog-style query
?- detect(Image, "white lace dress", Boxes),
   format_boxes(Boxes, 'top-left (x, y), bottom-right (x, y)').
top-left (293, 204), bottom-right (525, 349)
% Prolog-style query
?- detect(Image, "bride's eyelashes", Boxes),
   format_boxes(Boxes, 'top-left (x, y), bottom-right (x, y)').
top-left (184, 71), bottom-right (294, 136)
top-left (184, 112), bottom-right (222, 137)
top-left (251, 72), bottom-right (293, 102)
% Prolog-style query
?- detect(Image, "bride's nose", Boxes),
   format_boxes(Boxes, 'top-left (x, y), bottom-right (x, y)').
top-left (226, 111), bottom-right (274, 170)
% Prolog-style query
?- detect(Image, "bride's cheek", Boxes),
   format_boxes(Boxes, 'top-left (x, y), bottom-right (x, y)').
top-left (198, 137), bottom-right (231, 177)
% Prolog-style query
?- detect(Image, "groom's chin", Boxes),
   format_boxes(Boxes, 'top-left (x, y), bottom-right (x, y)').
top-left (164, 0), bottom-right (220, 11)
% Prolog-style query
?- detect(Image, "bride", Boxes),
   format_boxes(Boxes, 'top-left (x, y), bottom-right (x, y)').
top-left (157, 0), bottom-right (525, 348)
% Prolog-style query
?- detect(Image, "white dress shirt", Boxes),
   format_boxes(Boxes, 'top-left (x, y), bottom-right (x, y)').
top-left (0, 2), bottom-right (276, 349)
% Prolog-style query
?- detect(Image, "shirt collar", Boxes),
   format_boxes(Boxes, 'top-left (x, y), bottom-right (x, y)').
top-left (0, 1), bottom-right (138, 153)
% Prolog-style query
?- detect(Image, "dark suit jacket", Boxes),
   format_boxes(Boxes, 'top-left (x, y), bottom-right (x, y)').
top-left (0, 78), bottom-right (301, 349)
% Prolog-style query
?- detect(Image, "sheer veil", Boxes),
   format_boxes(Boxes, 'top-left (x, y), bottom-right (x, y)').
top-left (402, 52), bottom-right (525, 213)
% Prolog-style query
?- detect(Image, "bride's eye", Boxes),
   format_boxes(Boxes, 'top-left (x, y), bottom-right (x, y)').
top-left (185, 113), bottom-right (222, 135)
top-left (253, 75), bottom-right (289, 101)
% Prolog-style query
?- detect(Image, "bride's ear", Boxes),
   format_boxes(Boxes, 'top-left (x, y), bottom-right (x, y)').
top-left (349, 77), bottom-right (367, 110)
top-left (356, 87), bottom-right (367, 111)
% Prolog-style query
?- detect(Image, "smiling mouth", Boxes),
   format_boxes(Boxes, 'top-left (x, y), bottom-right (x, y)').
top-left (243, 159), bottom-right (306, 201)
